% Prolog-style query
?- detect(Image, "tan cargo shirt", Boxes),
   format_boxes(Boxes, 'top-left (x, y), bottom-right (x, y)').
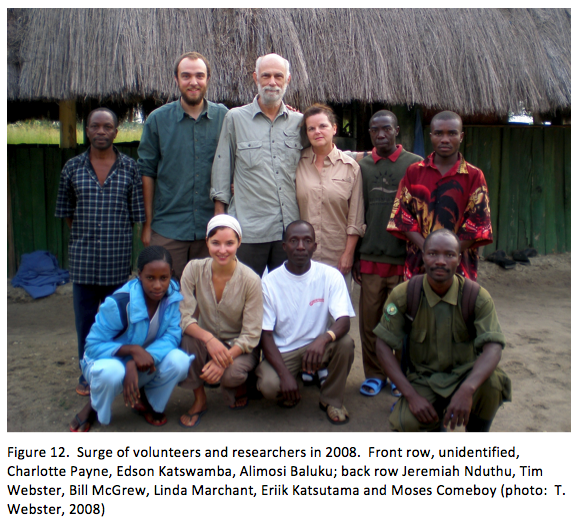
top-left (296, 146), bottom-right (365, 267)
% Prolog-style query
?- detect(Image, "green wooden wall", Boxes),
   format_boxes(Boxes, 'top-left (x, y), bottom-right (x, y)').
top-left (7, 127), bottom-right (571, 276)
top-left (7, 142), bottom-right (142, 276)
top-left (423, 125), bottom-right (571, 257)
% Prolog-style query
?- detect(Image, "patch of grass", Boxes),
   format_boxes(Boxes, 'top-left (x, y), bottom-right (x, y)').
top-left (8, 119), bottom-right (143, 145)
top-left (58, 398), bottom-right (71, 410)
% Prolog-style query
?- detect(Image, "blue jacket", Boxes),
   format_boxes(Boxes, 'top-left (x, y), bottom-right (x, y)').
top-left (84, 278), bottom-right (183, 366)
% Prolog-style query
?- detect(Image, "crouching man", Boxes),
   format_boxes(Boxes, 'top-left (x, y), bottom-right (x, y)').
top-left (375, 229), bottom-right (511, 432)
top-left (256, 221), bottom-right (355, 424)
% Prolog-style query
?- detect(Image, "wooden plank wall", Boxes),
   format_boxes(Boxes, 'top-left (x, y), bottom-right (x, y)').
top-left (7, 127), bottom-right (571, 276)
top-left (423, 125), bottom-right (570, 257)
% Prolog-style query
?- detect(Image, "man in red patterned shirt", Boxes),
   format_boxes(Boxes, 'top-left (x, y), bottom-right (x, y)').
top-left (387, 111), bottom-right (492, 281)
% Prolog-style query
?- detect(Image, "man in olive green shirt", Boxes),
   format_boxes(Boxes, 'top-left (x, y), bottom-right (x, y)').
top-left (374, 229), bottom-right (511, 432)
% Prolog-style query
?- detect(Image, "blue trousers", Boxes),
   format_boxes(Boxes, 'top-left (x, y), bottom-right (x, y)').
top-left (82, 349), bottom-right (193, 425)
top-left (73, 283), bottom-right (123, 384)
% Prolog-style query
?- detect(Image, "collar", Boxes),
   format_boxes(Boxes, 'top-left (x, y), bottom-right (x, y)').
top-left (302, 145), bottom-right (343, 165)
top-left (251, 94), bottom-right (288, 119)
top-left (85, 146), bottom-right (120, 167)
top-left (422, 274), bottom-right (460, 308)
top-left (372, 144), bottom-right (402, 164)
top-left (175, 99), bottom-right (210, 122)
top-left (424, 151), bottom-right (468, 177)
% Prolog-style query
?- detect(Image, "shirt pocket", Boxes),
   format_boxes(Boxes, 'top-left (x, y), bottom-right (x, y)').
top-left (330, 175), bottom-right (354, 202)
top-left (409, 327), bottom-right (429, 366)
top-left (452, 326), bottom-right (475, 365)
top-left (236, 141), bottom-right (263, 170)
top-left (283, 130), bottom-right (302, 168)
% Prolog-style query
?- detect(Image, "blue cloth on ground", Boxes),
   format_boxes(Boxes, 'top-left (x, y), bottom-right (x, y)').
top-left (11, 251), bottom-right (69, 299)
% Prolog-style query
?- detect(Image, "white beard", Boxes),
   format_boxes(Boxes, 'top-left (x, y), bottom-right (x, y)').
top-left (258, 83), bottom-right (287, 106)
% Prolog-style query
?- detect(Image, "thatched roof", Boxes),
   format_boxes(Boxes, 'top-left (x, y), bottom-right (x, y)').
top-left (8, 8), bottom-right (571, 115)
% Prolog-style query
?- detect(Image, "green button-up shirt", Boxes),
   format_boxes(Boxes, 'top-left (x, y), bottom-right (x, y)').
top-left (374, 274), bottom-right (507, 397)
top-left (138, 99), bottom-right (228, 241)
top-left (210, 96), bottom-right (303, 243)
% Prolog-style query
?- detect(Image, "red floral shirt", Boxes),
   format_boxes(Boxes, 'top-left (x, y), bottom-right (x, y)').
top-left (387, 152), bottom-right (492, 281)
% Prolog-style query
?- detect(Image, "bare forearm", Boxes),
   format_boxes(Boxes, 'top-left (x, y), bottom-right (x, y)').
top-left (142, 176), bottom-right (155, 225)
top-left (376, 338), bottom-right (417, 399)
top-left (457, 343), bottom-right (502, 395)
top-left (184, 322), bottom-right (214, 344)
top-left (460, 239), bottom-right (476, 252)
top-left (405, 231), bottom-right (425, 250)
top-left (329, 316), bottom-right (350, 341)
top-left (343, 234), bottom-right (359, 256)
top-left (116, 344), bottom-right (144, 357)
top-left (214, 200), bottom-right (226, 215)
top-left (261, 331), bottom-right (292, 378)
top-left (65, 217), bottom-right (73, 229)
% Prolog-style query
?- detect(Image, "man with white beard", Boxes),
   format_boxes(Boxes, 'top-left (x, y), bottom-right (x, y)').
top-left (211, 53), bottom-right (304, 276)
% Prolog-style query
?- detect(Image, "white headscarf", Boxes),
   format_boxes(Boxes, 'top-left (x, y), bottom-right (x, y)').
top-left (206, 214), bottom-right (243, 240)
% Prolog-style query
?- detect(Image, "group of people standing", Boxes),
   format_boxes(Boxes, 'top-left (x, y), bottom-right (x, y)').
top-left (58, 51), bottom-right (511, 433)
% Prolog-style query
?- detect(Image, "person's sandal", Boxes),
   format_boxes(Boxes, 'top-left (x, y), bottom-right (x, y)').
top-left (75, 382), bottom-right (90, 396)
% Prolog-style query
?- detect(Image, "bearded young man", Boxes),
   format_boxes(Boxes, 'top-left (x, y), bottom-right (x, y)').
top-left (138, 52), bottom-right (228, 279)
top-left (211, 53), bottom-right (304, 276)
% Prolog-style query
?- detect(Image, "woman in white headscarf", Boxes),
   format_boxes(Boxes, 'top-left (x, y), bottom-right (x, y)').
top-left (177, 215), bottom-right (263, 428)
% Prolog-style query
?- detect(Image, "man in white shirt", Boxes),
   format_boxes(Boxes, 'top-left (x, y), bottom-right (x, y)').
top-left (257, 221), bottom-right (355, 424)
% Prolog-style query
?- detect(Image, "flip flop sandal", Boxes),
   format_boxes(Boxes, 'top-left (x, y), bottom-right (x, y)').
top-left (131, 400), bottom-right (148, 414)
top-left (144, 411), bottom-right (168, 427)
top-left (69, 413), bottom-right (94, 433)
top-left (178, 409), bottom-right (207, 429)
top-left (75, 383), bottom-right (90, 396)
top-left (229, 396), bottom-right (249, 411)
top-left (524, 248), bottom-right (538, 258)
top-left (319, 402), bottom-right (350, 425)
top-left (390, 382), bottom-right (402, 397)
top-left (360, 377), bottom-right (387, 396)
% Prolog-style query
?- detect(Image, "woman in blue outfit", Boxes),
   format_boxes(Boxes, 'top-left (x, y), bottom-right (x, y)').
top-left (69, 246), bottom-right (192, 432)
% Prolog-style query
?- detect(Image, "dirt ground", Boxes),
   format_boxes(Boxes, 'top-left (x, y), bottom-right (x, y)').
top-left (7, 253), bottom-right (571, 432)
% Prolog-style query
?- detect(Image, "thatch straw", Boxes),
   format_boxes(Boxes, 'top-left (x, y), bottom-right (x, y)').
top-left (8, 8), bottom-right (571, 115)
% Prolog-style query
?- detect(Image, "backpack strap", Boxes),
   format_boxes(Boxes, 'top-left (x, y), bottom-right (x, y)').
top-left (405, 275), bottom-right (424, 323)
top-left (402, 275), bottom-right (425, 374)
top-left (460, 278), bottom-right (480, 339)
top-left (109, 292), bottom-right (130, 339)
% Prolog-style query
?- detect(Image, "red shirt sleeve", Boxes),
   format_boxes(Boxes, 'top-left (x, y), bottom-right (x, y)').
top-left (387, 170), bottom-right (422, 240)
top-left (457, 167), bottom-right (493, 246)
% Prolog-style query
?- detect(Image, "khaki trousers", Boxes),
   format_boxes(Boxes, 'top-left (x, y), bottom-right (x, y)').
top-left (150, 231), bottom-right (209, 281)
top-left (256, 335), bottom-right (354, 408)
top-left (179, 334), bottom-right (259, 406)
top-left (359, 272), bottom-right (402, 380)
